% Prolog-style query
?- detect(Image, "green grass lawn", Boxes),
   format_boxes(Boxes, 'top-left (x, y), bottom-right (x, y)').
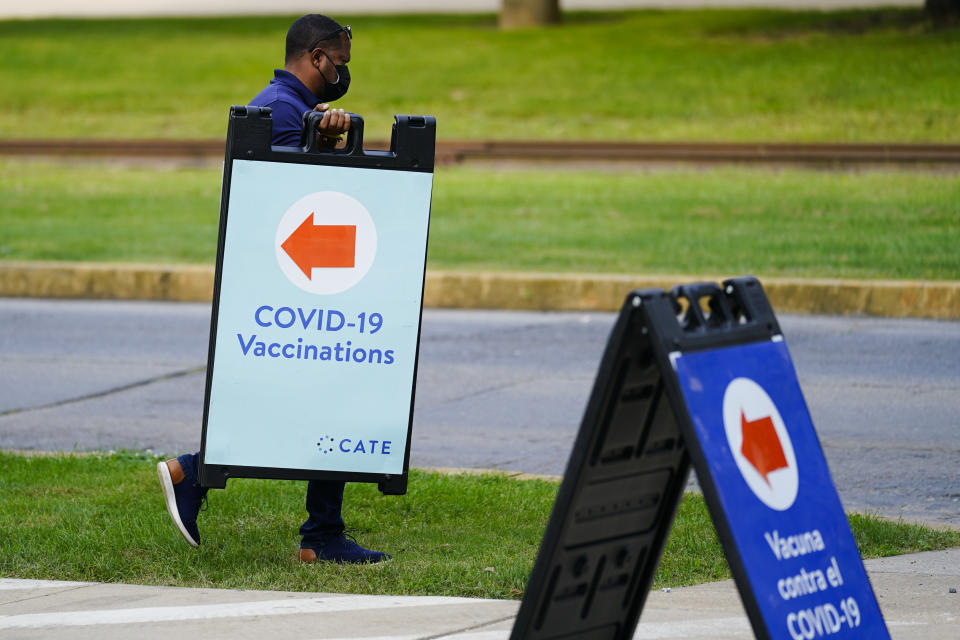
top-left (1, 160), bottom-right (958, 280)
top-left (1, 451), bottom-right (957, 598)
top-left (1, 9), bottom-right (958, 142)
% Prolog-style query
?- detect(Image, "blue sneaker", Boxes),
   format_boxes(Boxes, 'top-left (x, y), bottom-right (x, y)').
top-left (300, 532), bottom-right (391, 564)
top-left (157, 459), bottom-right (204, 548)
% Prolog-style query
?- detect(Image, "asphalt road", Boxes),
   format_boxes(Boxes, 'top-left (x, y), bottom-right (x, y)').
top-left (1, 297), bottom-right (957, 526)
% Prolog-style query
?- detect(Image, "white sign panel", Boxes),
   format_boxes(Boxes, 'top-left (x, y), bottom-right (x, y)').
top-left (203, 159), bottom-right (432, 476)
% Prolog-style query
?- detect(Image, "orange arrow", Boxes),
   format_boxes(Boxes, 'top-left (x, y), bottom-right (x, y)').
top-left (740, 409), bottom-right (789, 486)
top-left (281, 213), bottom-right (356, 278)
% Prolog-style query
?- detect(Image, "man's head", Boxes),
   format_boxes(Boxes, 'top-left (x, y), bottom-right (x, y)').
top-left (284, 14), bottom-right (352, 102)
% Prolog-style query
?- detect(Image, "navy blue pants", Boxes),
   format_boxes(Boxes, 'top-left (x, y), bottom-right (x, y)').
top-left (178, 452), bottom-right (344, 548)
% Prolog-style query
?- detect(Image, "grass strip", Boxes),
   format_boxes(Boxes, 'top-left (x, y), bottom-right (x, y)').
top-left (1, 9), bottom-right (958, 142)
top-left (1, 161), bottom-right (958, 280)
top-left (1, 451), bottom-right (958, 598)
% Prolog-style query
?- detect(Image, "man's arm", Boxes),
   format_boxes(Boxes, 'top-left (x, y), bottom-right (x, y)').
top-left (249, 99), bottom-right (351, 148)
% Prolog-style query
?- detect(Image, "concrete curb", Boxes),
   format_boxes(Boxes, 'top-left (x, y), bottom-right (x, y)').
top-left (423, 270), bottom-right (960, 319)
top-left (1, 261), bottom-right (958, 319)
top-left (0, 261), bottom-right (213, 303)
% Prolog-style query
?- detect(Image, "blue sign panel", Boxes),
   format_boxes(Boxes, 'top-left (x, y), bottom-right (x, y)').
top-left (203, 159), bottom-right (433, 476)
top-left (673, 338), bottom-right (889, 640)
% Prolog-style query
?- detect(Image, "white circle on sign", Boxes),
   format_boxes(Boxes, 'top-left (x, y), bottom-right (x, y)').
top-left (722, 377), bottom-right (799, 511)
top-left (275, 191), bottom-right (377, 295)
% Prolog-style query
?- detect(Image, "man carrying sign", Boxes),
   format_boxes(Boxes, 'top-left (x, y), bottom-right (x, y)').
top-left (157, 14), bottom-right (390, 565)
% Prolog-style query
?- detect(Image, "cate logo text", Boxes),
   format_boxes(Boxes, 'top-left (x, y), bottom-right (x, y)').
top-left (316, 434), bottom-right (393, 456)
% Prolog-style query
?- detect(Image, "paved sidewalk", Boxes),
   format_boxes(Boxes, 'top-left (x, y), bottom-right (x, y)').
top-left (1, 1), bottom-right (924, 20)
top-left (2, 549), bottom-right (957, 639)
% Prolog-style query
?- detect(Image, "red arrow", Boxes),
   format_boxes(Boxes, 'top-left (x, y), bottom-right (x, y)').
top-left (281, 213), bottom-right (356, 278)
top-left (740, 409), bottom-right (789, 486)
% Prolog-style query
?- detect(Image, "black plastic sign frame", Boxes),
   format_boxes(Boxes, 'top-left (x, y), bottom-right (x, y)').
top-left (198, 106), bottom-right (436, 495)
top-left (511, 277), bottom-right (888, 640)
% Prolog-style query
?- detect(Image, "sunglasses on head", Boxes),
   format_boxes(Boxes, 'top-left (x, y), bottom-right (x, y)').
top-left (308, 25), bottom-right (352, 51)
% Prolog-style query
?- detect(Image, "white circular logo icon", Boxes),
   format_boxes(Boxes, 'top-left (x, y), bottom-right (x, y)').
top-left (275, 191), bottom-right (377, 295)
top-left (722, 377), bottom-right (798, 511)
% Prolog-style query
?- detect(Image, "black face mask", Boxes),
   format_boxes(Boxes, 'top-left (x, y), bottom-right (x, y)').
top-left (318, 53), bottom-right (350, 102)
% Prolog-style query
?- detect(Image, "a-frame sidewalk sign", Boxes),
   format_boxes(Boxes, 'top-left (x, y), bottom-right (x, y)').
top-left (511, 277), bottom-right (890, 640)
top-left (199, 106), bottom-right (435, 496)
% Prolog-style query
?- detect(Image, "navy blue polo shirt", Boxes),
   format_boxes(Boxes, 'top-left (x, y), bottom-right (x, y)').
top-left (249, 69), bottom-right (321, 147)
